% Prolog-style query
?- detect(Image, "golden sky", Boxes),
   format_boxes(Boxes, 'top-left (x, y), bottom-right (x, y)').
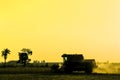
top-left (0, 0), bottom-right (120, 62)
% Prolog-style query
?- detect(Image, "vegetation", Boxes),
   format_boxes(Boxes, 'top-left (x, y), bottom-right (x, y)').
top-left (21, 48), bottom-right (32, 55)
top-left (0, 72), bottom-right (119, 80)
top-left (0, 67), bottom-right (51, 74)
top-left (0, 48), bottom-right (33, 67)
top-left (1, 48), bottom-right (11, 67)
top-left (18, 48), bottom-right (33, 67)
top-left (0, 63), bottom-right (119, 80)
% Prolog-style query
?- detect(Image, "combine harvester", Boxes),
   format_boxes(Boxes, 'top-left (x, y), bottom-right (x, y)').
top-left (51, 54), bottom-right (97, 73)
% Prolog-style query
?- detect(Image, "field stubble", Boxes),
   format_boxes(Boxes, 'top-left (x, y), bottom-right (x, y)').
top-left (0, 73), bottom-right (120, 80)
top-left (0, 67), bottom-right (119, 80)
top-left (0, 62), bottom-right (120, 80)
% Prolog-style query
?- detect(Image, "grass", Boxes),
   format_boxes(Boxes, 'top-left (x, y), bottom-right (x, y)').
top-left (0, 67), bottom-right (51, 74)
top-left (0, 73), bottom-right (120, 80)
top-left (0, 67), bottom-right (119, 80)
top-left (0, 62), bottom-right (120, 80)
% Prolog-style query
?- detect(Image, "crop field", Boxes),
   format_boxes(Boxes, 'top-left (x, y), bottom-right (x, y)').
top-left (0, 73), bottom-right (120, 80)
top-left (0, 62), bottom-right (120, 80)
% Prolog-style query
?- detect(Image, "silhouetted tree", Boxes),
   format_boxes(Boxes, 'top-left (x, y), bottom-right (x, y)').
top-left (18, 48), bottom-right (32, 67)
top-left (1, 48), bottom-right (11, 67)
top-left (18, 52), bottom-right (28, 67)
top-left (21, 48), bottom-right (32, 55)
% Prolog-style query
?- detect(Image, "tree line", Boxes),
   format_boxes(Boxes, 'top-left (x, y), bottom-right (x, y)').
top-left (1, 48), bottom-right (32, 67)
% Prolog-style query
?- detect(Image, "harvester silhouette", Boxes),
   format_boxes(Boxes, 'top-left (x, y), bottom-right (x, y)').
top-left (51, 54), bottom-right (97, 73)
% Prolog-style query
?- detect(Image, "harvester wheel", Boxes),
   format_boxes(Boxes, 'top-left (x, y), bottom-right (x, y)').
top-left (64, 66), bottom-right (73, 73)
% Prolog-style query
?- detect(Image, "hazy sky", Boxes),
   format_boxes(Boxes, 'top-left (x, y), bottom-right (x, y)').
top-left (0, 0), bottom-right (120, 62)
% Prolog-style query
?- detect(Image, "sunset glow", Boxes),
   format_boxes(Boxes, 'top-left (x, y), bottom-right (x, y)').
top-left (0, 0), bottom-right (120, 62)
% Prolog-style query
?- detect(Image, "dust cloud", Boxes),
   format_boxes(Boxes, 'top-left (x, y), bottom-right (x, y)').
top-left (93, 62), bottom-right (120, 74)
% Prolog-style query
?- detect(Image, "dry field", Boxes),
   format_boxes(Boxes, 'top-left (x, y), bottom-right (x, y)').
top-left (0, 73), bottom-right (120, 80)
top-left (0, 62), bottom-right (120, 80)
top-left (0, 67), bottom-right (119, 80)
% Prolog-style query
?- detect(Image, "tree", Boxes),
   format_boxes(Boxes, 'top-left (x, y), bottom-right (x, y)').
top-left (1, 48), bottom-right (11, 67)
top-left (18, 48), bottom-right (32, 67)
top-left (21, 48), bottom-right (32, 55)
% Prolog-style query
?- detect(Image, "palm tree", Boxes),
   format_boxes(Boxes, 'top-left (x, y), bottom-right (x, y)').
top-left (1, 48), bottom-right (11, 66)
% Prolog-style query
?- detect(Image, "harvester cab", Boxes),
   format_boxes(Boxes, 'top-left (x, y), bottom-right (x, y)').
top-left (62, 54), bottom-right (84, 62)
